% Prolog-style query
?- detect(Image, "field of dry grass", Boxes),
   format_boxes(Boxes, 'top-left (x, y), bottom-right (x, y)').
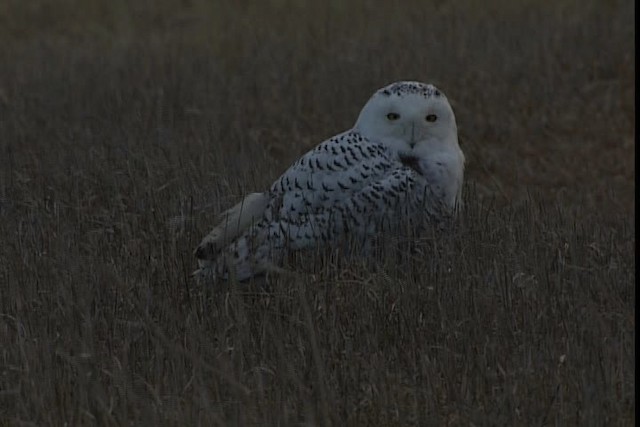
top-left (0, 0), bottom-right (635, 425)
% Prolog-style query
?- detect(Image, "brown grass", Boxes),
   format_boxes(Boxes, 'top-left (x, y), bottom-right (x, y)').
top-left (0, 0), bottom-right (634, 425)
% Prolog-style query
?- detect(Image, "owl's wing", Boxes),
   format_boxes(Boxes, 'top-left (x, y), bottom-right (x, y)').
top-left (273, 166), bottom-right (446, 250)
top-left (268, 130), bottom-right (397, 221)
top-left (196, 164), bottom-right (450, 282)
top-left (194, 130), bottom-right (395, 266)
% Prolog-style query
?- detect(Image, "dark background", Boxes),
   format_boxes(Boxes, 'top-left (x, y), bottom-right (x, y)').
top-left (0, 0), bottom-right (634, 424)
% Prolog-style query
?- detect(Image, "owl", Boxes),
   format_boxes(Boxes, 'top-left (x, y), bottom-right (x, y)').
top-left (194, 81), bottom-right (465, 281)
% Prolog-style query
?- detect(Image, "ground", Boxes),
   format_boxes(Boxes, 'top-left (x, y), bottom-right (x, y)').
top-left (0, 0), bottom-right (634, 425)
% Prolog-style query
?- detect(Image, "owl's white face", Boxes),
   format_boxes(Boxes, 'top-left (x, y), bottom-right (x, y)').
top-left (354, 82), bottom-right (459, 159)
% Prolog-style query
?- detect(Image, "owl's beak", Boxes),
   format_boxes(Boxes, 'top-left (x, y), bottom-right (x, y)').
top-left (409, 123), bottom-right (417, 148)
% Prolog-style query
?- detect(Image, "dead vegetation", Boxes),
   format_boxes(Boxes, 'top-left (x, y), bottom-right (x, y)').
top-left (0, 0), bottom-right (634, 424)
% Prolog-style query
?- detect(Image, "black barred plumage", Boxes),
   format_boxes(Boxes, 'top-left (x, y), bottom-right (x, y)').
top-left (195, 81), bottom-right (465, 282)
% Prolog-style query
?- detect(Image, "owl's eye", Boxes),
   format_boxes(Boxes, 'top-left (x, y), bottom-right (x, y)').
top-left (386, 112), bottom-right (400, 121)
top-left (426, 114), bottom-right (438, 122)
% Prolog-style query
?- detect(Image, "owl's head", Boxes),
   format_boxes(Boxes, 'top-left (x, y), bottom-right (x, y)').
top-left (354, 81), bottom-right (459, 158)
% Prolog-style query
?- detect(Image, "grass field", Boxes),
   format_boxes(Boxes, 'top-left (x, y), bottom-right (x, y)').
top-left (0, 0), bottom-right (635, 425)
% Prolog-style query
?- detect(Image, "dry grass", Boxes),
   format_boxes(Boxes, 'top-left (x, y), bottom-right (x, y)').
top-left (0, 0), bottom-right (634, 425)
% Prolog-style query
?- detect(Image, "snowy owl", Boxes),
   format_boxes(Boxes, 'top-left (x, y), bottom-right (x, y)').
top-left (194, 81), bottom-right (465, 281)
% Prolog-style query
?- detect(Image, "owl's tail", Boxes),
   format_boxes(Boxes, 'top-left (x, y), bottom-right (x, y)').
top-left (194, 192), bottom-right (270, 261)
top-left (194, 225), bottom-right (287, 282)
